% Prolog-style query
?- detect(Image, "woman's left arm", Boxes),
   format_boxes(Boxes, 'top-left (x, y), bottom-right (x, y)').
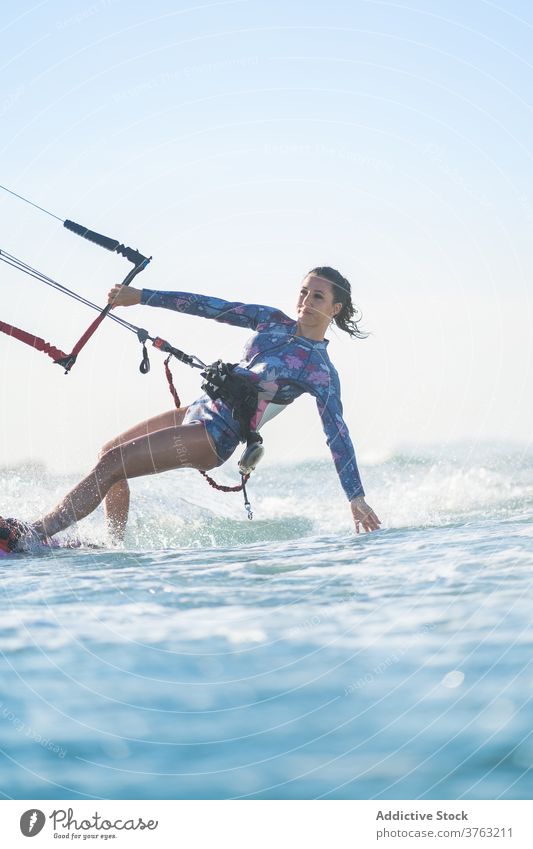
top-left (315, 371), bottom-right (381, 534)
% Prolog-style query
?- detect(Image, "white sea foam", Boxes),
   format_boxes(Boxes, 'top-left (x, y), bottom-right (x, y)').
top-left (0, 446), bottom-right (531, 801)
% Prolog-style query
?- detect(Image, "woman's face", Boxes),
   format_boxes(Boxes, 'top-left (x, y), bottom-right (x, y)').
top-left (297, 275), bottom-right (341, 324)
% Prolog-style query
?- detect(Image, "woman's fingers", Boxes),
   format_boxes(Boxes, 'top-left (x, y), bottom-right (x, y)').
top-left (365, 510), bottom-right (381, 531)
top-left (352, 502), bottom-right (381, 533)
top-left (108, 285), bottom-right (142, 307)
top-left (108, 285), bottom-right (122, 306)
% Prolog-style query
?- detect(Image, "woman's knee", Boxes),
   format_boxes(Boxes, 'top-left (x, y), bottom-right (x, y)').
top-left (97, 437), bottom-right (135, 465)
top-left (97, 438), bottom-right (118, 462)
top-left (94, 446), bottom-right (127, 488)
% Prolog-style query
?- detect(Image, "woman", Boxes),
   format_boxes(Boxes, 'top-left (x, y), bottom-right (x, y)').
top-left (1, 267), bottom-right (380, 552)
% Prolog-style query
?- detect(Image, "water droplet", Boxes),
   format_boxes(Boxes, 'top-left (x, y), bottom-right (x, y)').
top-left (442, 670), bottom-right (464, 688)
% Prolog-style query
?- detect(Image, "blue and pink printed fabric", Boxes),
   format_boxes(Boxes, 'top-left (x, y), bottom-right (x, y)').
top-left (140, 290), bottom-right (364, 500)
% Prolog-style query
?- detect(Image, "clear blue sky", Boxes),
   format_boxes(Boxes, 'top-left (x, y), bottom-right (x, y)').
top-left (1, 0), bottom-right (532, 472)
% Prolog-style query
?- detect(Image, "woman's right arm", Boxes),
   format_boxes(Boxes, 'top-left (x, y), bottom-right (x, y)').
top-left (108, 285), bottom-right (291, 331)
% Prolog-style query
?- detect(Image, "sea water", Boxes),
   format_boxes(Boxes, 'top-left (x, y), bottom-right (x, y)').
top-left (0, 444), bottom-right (532, 800)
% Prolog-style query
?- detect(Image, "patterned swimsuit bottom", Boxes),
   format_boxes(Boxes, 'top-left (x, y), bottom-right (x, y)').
top-left (182, 394), bottom-right (242, 466)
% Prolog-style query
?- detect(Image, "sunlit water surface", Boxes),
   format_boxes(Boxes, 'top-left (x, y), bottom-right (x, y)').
top-left (1, 445), bottom-right (532, 799)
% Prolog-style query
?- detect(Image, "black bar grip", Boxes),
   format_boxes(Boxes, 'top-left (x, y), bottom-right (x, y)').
top-left (115, 243), bottom-right (150, 267)
top-left (64, 219), bottom-right (149, 267)
top-left (64, 219), bottom-right (119, 252)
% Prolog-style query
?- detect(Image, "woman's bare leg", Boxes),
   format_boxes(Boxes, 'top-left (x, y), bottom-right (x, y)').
top-left (100, 407), bottom-right (188, 540)
top-left (32, 420), bottom-right (215, 541)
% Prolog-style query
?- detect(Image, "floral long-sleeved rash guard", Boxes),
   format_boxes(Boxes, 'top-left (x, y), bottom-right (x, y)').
top-left (141, 290), bottom-right (365, 500)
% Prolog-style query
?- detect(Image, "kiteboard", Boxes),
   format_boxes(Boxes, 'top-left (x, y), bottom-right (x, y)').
top-left (0, 517), bottom-right (98, 558)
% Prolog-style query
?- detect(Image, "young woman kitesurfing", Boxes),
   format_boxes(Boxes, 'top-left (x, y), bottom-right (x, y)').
top-left (0, 267), bottom-right (381, 553)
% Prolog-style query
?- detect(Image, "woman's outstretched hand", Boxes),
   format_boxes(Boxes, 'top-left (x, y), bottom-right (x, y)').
top-left (108, 285), bottom-right (142, 307)
top-left (350, 496), bottom-right (381, 534)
